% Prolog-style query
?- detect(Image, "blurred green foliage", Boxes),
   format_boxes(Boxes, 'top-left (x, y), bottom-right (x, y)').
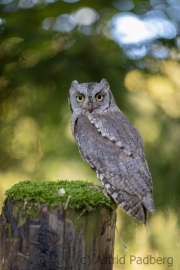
top-left (0, 0), bottom-right (180, 268)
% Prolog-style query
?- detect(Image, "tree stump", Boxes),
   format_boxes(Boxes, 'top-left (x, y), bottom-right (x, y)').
top-left (0, 180), bottom-right (116, 270)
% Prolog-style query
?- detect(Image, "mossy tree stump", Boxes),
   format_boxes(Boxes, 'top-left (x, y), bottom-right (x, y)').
top-left (0, 180), bottom-right (116, 270)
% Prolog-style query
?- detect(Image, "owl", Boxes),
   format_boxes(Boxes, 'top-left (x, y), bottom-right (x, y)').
top-left (68, 78), bottom-right (155, 224)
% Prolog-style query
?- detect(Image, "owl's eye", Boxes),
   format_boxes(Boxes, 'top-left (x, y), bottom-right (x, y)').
top-left (95, 94), bottom-right (104, 102)
top-left (76, 95), bottom-right (85, 102)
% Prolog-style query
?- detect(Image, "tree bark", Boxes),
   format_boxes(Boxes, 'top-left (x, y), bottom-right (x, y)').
top-left (0, 198), bottom-right (116, 270)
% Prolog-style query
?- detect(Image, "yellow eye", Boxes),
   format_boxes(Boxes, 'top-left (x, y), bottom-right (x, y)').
top-left (96, 94), bottom-right (104, 102)
top-left (76, 95), bottom-right (84, 102)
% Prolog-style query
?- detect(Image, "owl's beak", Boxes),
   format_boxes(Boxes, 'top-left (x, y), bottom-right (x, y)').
top-left (88, 101), bottom-right (93, 113)
top-left (84, 97), bottom-right (98, 112)
top-left (83, 101), bottom-right (93, 112)
top-left (86, 96), bottom-right (93, 113)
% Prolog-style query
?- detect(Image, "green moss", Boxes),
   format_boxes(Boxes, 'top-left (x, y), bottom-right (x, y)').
top-left (5, 180), bottom-right (116, 214)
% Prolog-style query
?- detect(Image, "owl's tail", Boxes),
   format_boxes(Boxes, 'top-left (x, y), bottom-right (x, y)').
top-left (108, 188), bottom-right (154, 224)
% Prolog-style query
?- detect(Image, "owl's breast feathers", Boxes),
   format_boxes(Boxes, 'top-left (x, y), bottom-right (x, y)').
top-left (74, 109), bottom-right (155, 224)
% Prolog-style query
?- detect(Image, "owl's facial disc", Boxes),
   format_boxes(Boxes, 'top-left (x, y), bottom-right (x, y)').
top-left (69, 79), bottom-right (111, 113)
top-left (79, 91), bottom-right (108, 112)
top-left (75, 92), bottom-right (102, 112)
top-left (81, 95), bottom-right (95, 113)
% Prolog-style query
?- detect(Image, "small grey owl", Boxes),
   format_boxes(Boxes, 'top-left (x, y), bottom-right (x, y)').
top-left (68, 78), bottom-right (155, 224)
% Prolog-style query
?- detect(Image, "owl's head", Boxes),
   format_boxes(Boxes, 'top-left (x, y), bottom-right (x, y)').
top-left (69, 78), bottom-right (115, 113)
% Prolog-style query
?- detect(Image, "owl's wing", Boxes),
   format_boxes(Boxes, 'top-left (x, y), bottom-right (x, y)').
top-left (75, 113), bottom-right (154, 223)
top-left (87, 110), bottom-right (152, 185)
top-left (87, 110), bottom-right (143, 154)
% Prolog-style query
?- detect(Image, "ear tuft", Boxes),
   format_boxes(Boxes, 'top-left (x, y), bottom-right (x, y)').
top-left (71, 80), bottom-right (78, 87)
top-left (100, 78), bottom-right (109, 87)
top-left (100, 78), bottom-right (107, 83)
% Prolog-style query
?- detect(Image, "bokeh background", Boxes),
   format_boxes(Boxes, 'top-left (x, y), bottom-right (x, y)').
top-left (0, 0), bottom-right (180, 269)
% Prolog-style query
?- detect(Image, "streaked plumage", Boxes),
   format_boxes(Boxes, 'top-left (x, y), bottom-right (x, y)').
top-left (68, 78), bottom-right (155, 223)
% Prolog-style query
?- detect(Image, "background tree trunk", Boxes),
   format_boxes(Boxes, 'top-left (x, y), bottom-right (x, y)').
top-left (0, 198), bottom-right (116, 270)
